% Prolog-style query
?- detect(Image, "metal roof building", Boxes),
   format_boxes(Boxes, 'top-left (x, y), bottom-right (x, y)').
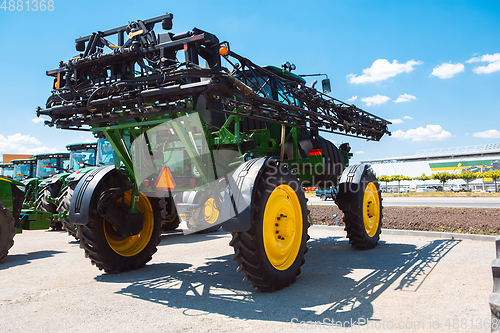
top-left (361, 143), bottom-right (500, 189)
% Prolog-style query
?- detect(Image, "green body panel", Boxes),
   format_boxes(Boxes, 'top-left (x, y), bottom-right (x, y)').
top-left (76, 166), bottom-right (97, 174)
top-left (18, 209), bottom-right (53, 231)
top-left (0, 176), bottom-right (17, 213)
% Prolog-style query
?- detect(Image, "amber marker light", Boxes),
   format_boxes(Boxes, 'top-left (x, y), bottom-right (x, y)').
top-left (219, 46), bottom-right (228, 56)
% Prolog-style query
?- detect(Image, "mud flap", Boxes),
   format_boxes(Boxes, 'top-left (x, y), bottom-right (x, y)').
top-left (335, 163), bottom-right (372, 211)
top-left (69, 165), bottom-right (117, 226)
top-left (221, 156), bottom-right (277, 233)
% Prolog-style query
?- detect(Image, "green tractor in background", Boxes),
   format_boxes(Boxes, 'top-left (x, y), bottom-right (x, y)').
top-left (12, 158), bottom-right (36, 181)
top-left (38, 13), bottom-right (391, 291)
top-left (36, 144), bottom-right (96, 230)
top-left (0, 173), bottom-right (58, 261)
top-left (0, 163), bottom-right (14, 178)
top-left (22, 153), bottom-right (70, 210)
top-left (0, 176), bottom-right (23, 260)
top-left (11, 158), bottom-right (36, 203)
top-left (16, 153), bottom-right (70, 230)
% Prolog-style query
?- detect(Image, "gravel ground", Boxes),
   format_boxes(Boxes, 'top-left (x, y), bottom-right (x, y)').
top-left (309, 205), bottom-right (500, 235)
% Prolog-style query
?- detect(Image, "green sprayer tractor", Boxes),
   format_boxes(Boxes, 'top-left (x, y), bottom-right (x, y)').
top-left (37, 13), bottom-right (391, 291)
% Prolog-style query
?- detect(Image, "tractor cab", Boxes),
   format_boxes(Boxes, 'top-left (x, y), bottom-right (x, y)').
top-left (0, 163), bottom-right (14, 178)
top-left (96, 138), bottom-right (115, 166)
top-left (11, 159), bottom-right (36, 181)
top-left (34, 153), bottom-right (70, 179)
top-left (66, 142), bottom-right (97, 172)
top-left (237, 65), bottom-right (306, 105)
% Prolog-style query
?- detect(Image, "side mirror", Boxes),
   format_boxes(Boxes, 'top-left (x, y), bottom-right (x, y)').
top-left (76, 40), bottom-right (86, 52)
top-left (162, 18), bottom-right (173, 30)
top-left (322, 78), bottom-right (331, 94)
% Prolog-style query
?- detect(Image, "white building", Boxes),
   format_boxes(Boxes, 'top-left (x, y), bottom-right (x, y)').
top-left (362, 143), bottom-right (500, 191)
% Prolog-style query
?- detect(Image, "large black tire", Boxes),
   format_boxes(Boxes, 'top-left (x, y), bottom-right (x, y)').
top-left (230, 162), bottom-right (309, 292)
top-left (79, 173), bottom-right (162, 273)
top-left (36, 183), bottom-right (63, 230)
top-left (336, 168), bottom-right (382, 250)
top-left (57, 182), bottom-right (78, 239)
top-left (0, 203), bottom-right (16, 261)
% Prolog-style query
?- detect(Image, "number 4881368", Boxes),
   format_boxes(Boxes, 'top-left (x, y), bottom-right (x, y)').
top-left (1, 0), bottom-right (54, 11)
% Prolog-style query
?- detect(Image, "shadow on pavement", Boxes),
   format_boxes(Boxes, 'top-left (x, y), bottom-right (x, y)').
top-left (157, 230), bottom-right (228, 247)
top-left (0, 250), bottom-right (66, 270)
top-left (95, 236), bottom-right (460, 326)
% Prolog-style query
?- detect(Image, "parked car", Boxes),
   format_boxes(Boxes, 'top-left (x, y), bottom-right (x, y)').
top-left (452, 184), bottom-right (467, 192)
top-left (381, 187), bottom-right (393, 193)
top-left (426, 186), bottom-right (438, 192)
top-left (417, 186), bottom-right (437, 193)
top-left (399, 187), bottom-right (410, 193)
top-left (315, 187), bottom-right (334, 200)
top-left (487, 185), bottom-right (499, 193)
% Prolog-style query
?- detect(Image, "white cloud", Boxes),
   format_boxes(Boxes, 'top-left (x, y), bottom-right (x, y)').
top-left (431, 62), bottom-right (464, 79)
top-left (392, 125), bottom-right (452, 141)
top-left (355, 151), bottom-right (365, 154)
top-left (346, 96), bottom-right (358, 102)
top-left (388, 119), bottom-right (403, 124)
top-left (32, 117), bottom-right (45, 124)
top-left (17, 146), bottom-right (58, 155)
top-left (0, 133), bottom-right (56, 154)
top-left (466, 53), bottom-right (500, 74)
top-left (473, 129), bottom-right (500, 139)
top-left (404, 116), bottom-right (413, 120)
top-left (394, 93), bottom-right (417, 103)
top-left (361, 95), bottom-right (391, 106)
top-left (347, 59), bottom-right (423, 84)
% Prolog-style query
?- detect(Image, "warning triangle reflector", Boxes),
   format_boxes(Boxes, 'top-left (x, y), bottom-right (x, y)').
top-left (155, 166), bottom-right (176, 191)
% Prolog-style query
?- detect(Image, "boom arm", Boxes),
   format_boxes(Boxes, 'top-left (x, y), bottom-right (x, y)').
top-left (37, 13), bottom-right (391, 142)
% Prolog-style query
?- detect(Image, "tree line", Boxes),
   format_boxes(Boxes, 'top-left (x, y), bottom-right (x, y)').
top-left (378, 169), bottom-right (500, 192)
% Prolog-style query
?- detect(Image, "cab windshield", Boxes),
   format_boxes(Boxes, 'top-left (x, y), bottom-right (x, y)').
top-left (69, 148), bottom-right (96, 171)
top-left (13, 163), bottom-right (32, 180)
top-left (96, 138), bottom-right (115, 166)
top-left (36, 158), bottom-right (69, 178)
top-left (1, 166), bottom-right (13, 178)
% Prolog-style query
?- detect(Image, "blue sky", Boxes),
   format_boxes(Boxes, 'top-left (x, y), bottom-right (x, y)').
top-left (1, 0), bottom-right (499, 164)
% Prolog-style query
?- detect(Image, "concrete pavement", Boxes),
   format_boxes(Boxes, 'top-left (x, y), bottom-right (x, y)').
top-left (0, 225), bottom-right (494, 332)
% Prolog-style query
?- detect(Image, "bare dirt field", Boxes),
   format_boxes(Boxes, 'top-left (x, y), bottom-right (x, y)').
top-left (309, 205), bottom-right (500, 235)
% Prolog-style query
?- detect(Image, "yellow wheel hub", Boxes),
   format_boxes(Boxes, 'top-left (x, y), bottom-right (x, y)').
top-left (263, 184), bottom-right (303, 271)
top-left (204, 198), bottom-right (219, 224)
top-left (104, 191), bottom-right (154, 257)
top-left (363, 182), bottom-right (380, 237)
